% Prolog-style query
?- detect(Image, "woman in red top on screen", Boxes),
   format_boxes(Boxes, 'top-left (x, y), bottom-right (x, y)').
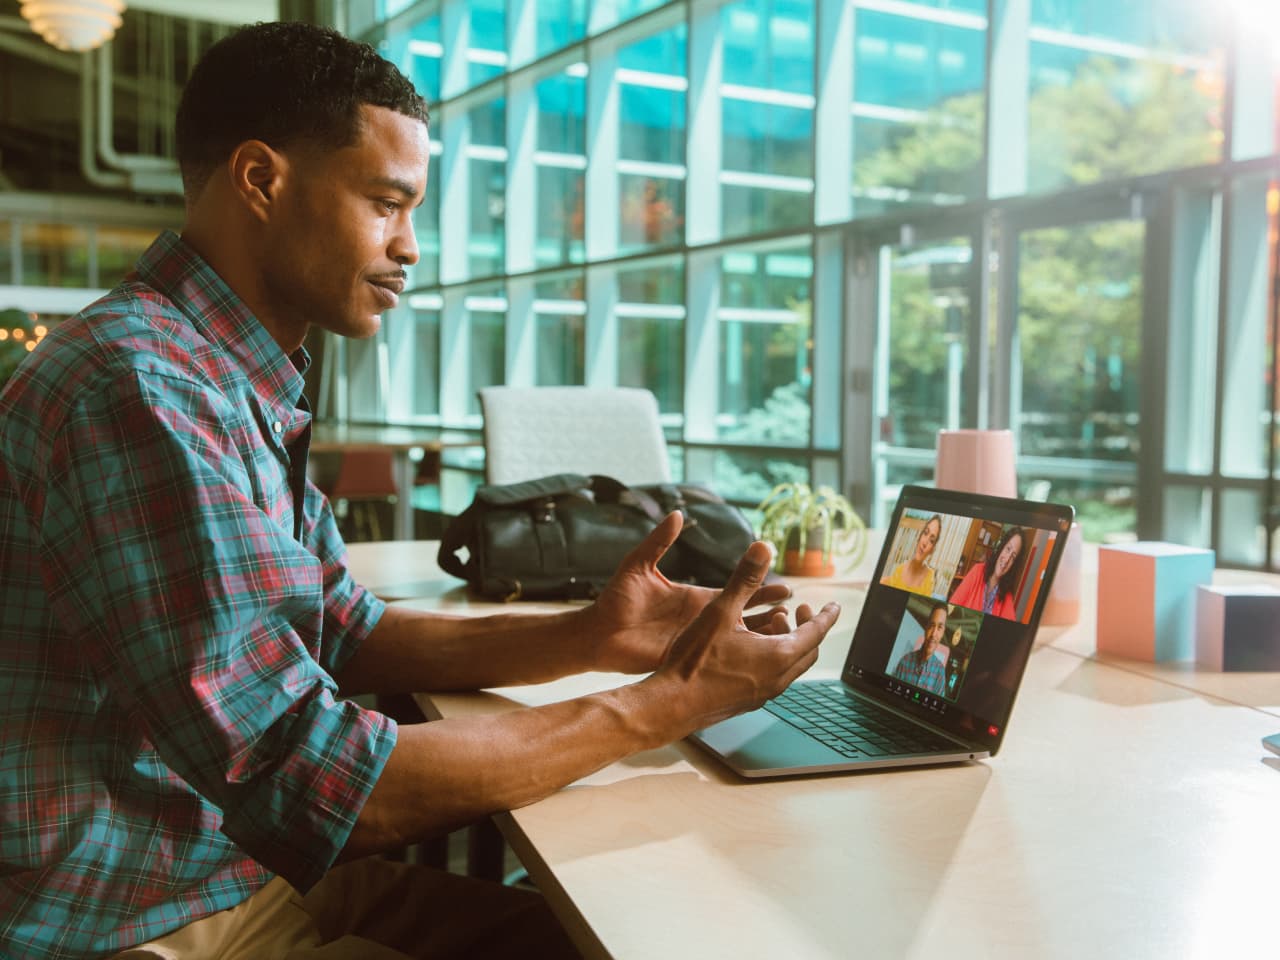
top-left (950, 525), bottom-right (1026, 620)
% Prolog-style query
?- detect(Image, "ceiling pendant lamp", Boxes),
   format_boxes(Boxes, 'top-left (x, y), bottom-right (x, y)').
top-left (19, 0), bottom-right (127, 52)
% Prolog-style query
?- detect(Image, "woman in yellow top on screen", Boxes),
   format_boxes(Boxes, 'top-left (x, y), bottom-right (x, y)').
top-left (950, 525), bottom-right (1026, 620)
top-left (881, 514), bottom-right (942, 596)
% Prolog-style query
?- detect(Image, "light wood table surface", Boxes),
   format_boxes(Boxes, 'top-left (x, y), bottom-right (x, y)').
top-left (1042, 544), bottom-right (1280, 717)
top-left (369, 542), bottom-right (1280, 960)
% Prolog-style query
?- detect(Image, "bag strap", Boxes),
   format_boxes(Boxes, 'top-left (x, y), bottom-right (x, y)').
top-left (589, 475), bottom-right (747, 575)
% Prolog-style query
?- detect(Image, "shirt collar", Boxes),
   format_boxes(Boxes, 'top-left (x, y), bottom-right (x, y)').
top-left (133, 230), bottom-right (310, 413)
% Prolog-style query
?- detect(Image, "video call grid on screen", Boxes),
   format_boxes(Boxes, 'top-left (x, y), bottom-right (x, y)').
top-left (841, 490), bottom-right (1070, 750)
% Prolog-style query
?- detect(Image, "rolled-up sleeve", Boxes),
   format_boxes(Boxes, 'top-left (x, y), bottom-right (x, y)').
top-left (38, 369), bottom-right (395, 891)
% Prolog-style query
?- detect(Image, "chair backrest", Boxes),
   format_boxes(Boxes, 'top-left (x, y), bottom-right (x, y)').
top-left (480, 386), bottom-right (672, 485)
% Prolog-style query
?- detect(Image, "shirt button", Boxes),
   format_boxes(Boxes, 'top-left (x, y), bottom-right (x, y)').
top-left (272, 421), bottom-right (283, 434)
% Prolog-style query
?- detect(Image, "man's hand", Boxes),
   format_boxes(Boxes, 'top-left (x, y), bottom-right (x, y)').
top-left (649, 537), bottom-right (841, 733)
top-left (579, 512), bottom-right (794, 674)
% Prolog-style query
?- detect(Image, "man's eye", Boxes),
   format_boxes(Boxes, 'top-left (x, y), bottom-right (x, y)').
top-left (381, 200), bottom-right (400, 213)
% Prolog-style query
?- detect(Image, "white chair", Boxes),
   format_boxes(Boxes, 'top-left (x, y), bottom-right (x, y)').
top-left (479, 386), bottom-right (672, 485)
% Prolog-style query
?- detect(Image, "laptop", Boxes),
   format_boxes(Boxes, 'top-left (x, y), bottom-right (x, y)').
top-left (690, 484), bottom-right (1075, 778)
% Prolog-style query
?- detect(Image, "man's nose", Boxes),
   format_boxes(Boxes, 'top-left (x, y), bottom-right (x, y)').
top-left (391, 218), bottom-right (420, 267)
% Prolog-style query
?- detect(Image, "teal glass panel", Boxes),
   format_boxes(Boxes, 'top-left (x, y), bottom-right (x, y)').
top-left (851, 7), bottom-right (986, 217)
top-left (618, 258), bottom-right (686, 415)
top-left (712, 449), bottom-right (810, 505)
top-left (536, 0), bottom-right (587, 58)
top-left (1026, 0), bottom-right (1224, 193)
top-left (534, 273), bottom-right (586, 385)
top-left (618, 23), bottom-right (687, 254)
top-left (535, 70), bottom-right (586, 268)
top-left (717, 242), bottom-right (812, 445)
top-left (468, 303), bottom-right (505, 417)
top-left (719, 0), bottom-right (813, 239)
top-left (468, 97), bottom-right (505, 278)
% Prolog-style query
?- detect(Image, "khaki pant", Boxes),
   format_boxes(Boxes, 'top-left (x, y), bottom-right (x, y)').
top-left (110, 858), bottom-right (581, 959)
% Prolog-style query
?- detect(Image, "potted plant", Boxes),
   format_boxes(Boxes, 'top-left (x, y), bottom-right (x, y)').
top-left (756, 482), bottom-right (868, 578)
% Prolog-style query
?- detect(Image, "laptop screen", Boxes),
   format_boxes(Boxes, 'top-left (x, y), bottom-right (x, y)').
top-left (841, 484), bottom-right (1074, 755)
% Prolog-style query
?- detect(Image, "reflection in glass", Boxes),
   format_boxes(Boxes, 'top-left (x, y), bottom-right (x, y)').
top-left (380, 9), bottom-right (441, 101)
top-left (713, 449), bottom-right (809, 505)
top-left (411, 151), bottom-right (441, 289)
top-left (535, 0), bottom-right (587, 61)
top-left (1221, 179), bottom-right (1274, 481)
top-left (467, 293), bottom-right (506, 417)
top-left (1018, 218), bottom-right (1144, 541)
top-left (468, 97), bottom-right (506, 278)
top-left (1162, 485), bottom-right (1211, 550)
top-left (535, 273), bottom-right (586, 385)
top-left (619, 24), bottom-right (687, 254)
top-left (590, 0), bottom-right (670, 36)
top-left (409, 307), bottom-right (440, 418)
top-left (718, 243), bottom-right (812, 444)
top-left (97, 224), bottom-right (158, 287)
top-left (881, 237), bottom-right (973, 450)
top-left (851, 5), bottom-right (986, 216)
top-left (720, 0), bottom-right (814, 238)
top-left (468, 0), bottom-right (507, 88)
top-left (536, 70), bottom-right (586, 268)
top-left (618, 259), bottom-right (685, 414)
top-left (20, 223), bottom-right (91, 287)
top-left (1027, 3), bottom-right (1224, 194)
top-left (1220, 487), bottom-right (1264, 567)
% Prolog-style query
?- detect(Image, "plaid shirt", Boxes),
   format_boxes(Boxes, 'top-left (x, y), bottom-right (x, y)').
top-left (891, 647), bottom-right (948, 696)
top-left (0, 231), bottom-right (395, 959)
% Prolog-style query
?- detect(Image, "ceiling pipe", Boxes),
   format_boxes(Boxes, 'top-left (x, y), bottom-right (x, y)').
top-left (96, 44), bottom-right (179, 176)
top-left (78, 49), bottom-right (129, 191)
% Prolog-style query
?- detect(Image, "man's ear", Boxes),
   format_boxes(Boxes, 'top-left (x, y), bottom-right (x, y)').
top-left (227, 140), bottom-right (288, 222)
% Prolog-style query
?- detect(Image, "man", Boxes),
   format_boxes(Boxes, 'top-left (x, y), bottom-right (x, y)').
top-left (891, 602), bottom-right (949, 696)
top-left (0, 22), bottom-right (840, 960)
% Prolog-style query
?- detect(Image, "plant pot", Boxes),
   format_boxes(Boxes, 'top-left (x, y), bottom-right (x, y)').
top-left (783, 548), bottom-right (835, 578)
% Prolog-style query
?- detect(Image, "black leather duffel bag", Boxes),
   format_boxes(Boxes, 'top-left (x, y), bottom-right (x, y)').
top-left (437, 473), bottom-right (757, 600)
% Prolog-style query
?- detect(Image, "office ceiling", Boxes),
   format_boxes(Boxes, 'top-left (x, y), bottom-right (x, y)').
top-left (0, 0), bottom-right (279, 200)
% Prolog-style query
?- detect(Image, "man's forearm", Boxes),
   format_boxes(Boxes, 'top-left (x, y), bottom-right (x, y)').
top-left (334, 603), bottom-right (597, 695)
top-left (338, 673), bottom-right (682, 860)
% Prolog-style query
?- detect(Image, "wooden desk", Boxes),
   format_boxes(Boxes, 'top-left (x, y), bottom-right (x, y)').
top-left (310, 424), bottom-right (478, 539)
top-left (389, 563), bottom-right (1279, 959)
top-left (1042, 545), bottom-right (1280, 718)
top-left (344, 540), bottom-right (466, 602)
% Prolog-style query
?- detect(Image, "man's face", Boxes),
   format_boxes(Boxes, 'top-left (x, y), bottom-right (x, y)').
top-left (923, 608), bottom-right (947, 657)
top-left (264, 104), bottom-right (429, 341)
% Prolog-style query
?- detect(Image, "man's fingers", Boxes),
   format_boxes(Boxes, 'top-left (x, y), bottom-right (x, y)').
top-left (790, 602), bottom-right (841, 652)
top-left (743, 605), bottom-right (788, 634)
top-left (745, 582), bottom-right (791, 609)
top-left (794, 603), bottom-right (815, 626)
top-left (716, 541), bottom-right (775, 614)
top-left (619, 511), bottom-right (684, 571)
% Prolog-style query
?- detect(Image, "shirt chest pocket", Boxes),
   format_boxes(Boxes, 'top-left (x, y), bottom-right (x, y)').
top-left (242, 411), bottom-right (296, 533)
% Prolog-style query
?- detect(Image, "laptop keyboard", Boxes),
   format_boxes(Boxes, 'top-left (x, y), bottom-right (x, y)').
top-left (765, 680), bottom-right (958, 759)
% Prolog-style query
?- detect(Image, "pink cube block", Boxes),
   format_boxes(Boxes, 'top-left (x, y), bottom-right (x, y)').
top-left (1096, 542), bottom-right (1215, 662)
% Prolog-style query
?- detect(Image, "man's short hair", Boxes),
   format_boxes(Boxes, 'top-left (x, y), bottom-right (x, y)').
top-left (175, 21), bottom-right (430, 200)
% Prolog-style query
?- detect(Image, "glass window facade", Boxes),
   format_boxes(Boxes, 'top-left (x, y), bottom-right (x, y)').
top-left (342, 0), bottom-right (1280, 564)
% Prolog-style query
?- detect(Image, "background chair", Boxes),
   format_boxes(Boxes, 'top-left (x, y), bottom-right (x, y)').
top-left (479, 386), bottom-right (672, 485)
top-left (324, 449), bottom-right (399, 541)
